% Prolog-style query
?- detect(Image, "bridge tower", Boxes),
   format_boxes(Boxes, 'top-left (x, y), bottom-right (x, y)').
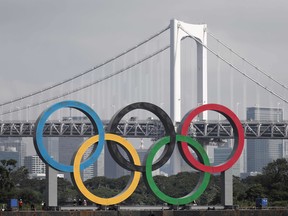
top-left (170, 19), bottom-right (207, 175)
top-left (170, 19), bottom-right (233, 208)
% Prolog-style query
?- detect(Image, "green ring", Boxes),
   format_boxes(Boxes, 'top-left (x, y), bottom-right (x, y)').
top-left (144, 134), bottom-right (211, 205)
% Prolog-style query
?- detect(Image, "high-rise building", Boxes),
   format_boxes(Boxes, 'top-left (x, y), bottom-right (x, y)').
top-left (104, 138), bottom-right (150, 178)
top-left (180, 144), bottom-right (218, 174)
top-left (58, 136), bottom-right (86, 181)
top-left (0, 137), bottom-right (26, 167)
top-left (24, 155), bottom-right (46, 178)
top-left (104, 142), bottom-right (135, 179)
top-left (214, 147), bottom-right (240, 177)
top-left (246, 107), bottom-right (284, 173)
top-left (0, 150), bottom-right (20, 167)
top-left (284, 140), bottom-right (288, 158)
top-left (43, 137), bottom-right (59, 162)
top-left (94, 150), bottom-right (104, 176)
top-left (82, 145), bottom-right (96, 181)
top-left (104, 138), bottom-right (119, 179)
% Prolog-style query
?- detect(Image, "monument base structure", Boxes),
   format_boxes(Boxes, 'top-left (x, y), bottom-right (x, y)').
top-left (45, 165), bottom-right (58, 209)
top-left (221, 169), bottom-right (233, 208)
top-left (43, 103), bottom-right (241, 208)
top-left (3, 209), bottom-right (288, 216)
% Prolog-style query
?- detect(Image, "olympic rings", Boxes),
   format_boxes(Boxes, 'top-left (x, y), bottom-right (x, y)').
top-left (178, 104), bottom-right (244, 173)
top-left (106, 102), bottom-right (176, 172)
top-left (144, 135), bottom-right (210, 205)
top-left (33, 100), bottom-right (245, 206)
top-left (33, 101), bottom-right (105, 172)
top-left (72, 134), bottom-right (141, 206)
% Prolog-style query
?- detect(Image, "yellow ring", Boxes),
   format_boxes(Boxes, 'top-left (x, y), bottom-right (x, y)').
top-left (73, 133), bottom-right (141, 206)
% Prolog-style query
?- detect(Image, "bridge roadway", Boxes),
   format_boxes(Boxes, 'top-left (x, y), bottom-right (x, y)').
top-left (0, 119), bottom-right (288, 139)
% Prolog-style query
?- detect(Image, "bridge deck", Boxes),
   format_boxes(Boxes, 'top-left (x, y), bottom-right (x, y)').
top-left (0, 120), bottom-right (287, 139)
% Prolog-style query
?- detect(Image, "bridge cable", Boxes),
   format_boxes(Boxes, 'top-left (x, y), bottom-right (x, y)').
top-left (208, 31), bottom-right (288, 91)
top-left (0, 26), bottom-right (170, 107)
top-left (179, 25), bottom-right (288, 104)
top-left (1, 45), bottom-right (170, 116)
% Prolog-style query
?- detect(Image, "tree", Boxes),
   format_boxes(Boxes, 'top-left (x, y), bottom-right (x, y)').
top-left (262, 158), bottom-right (288, 187)
top-left (10, 166), bottom-right (29, 187)
top-left (261, 158), bottom-right (288, 202)
top-left (245, 183), bottom-right (266, 202)
top-left (237, 158), bottom-right (288, 206)
top-left (58, 178), bottom-right (78, 205)
top-left (233, 176), bottom-right (248, 205)
top-left (0, 159), bottom-right (17, 192)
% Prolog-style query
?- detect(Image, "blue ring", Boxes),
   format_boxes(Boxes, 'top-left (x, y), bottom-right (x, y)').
top-left (33, 101), bottom-right (104, 172)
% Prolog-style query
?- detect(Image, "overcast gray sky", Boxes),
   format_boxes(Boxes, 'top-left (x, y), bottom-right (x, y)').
top-left (1, 0), bottom-right (287, 157)
top-left (0, 0), bottom-right (288, 116)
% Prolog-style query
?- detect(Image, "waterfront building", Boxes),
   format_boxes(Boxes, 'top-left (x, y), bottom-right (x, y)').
top-left (246, 107), bottom-right (284, 173)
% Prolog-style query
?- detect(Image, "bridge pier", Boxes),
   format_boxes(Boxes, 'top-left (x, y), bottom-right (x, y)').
top-left (46, 165), bottom-right (58, 209)
top-left (221, 168), bottom-right (233, 208)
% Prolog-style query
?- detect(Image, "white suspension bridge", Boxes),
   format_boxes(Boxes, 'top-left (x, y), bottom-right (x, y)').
top-left (0, 20), bottom-right (287, 139)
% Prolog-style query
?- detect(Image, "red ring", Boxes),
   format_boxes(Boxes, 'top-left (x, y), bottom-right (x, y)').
top-left (179, 104), bottom-right (244, 173)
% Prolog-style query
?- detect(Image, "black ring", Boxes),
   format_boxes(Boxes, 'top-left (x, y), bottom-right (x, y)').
top-left (106, 102), bottom-right (176, 172)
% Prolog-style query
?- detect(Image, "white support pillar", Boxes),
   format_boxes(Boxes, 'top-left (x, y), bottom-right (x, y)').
top-left (170, 19), bottom-right (181, 124)
top-left (221, 169), bottom-right (233, 207)
top-left (46, 165), bottom-right (58, 209)
top-left (197, 31), bottom-right (208, 114)
top-left (170, 19), bottom-right (207, 125)
top-left (170, 19), bottom-right (208, 175)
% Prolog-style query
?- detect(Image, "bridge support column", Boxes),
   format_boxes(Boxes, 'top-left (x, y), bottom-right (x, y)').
top-left (170, 19), bottom-right (207, 124)
top-left (170, 19), bottom-right (207, 175)
top-left (46, 165), bottom-right (58, 209)
top-left (220, 169), bottom-right (233, 208)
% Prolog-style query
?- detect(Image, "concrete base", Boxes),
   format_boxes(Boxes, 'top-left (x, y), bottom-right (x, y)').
top-left (46, 165), bottom-right (58, 208)
top-left (3, 209), bottom-right (288, 216)
top-left (221, 169), bottom-right (233, 206)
